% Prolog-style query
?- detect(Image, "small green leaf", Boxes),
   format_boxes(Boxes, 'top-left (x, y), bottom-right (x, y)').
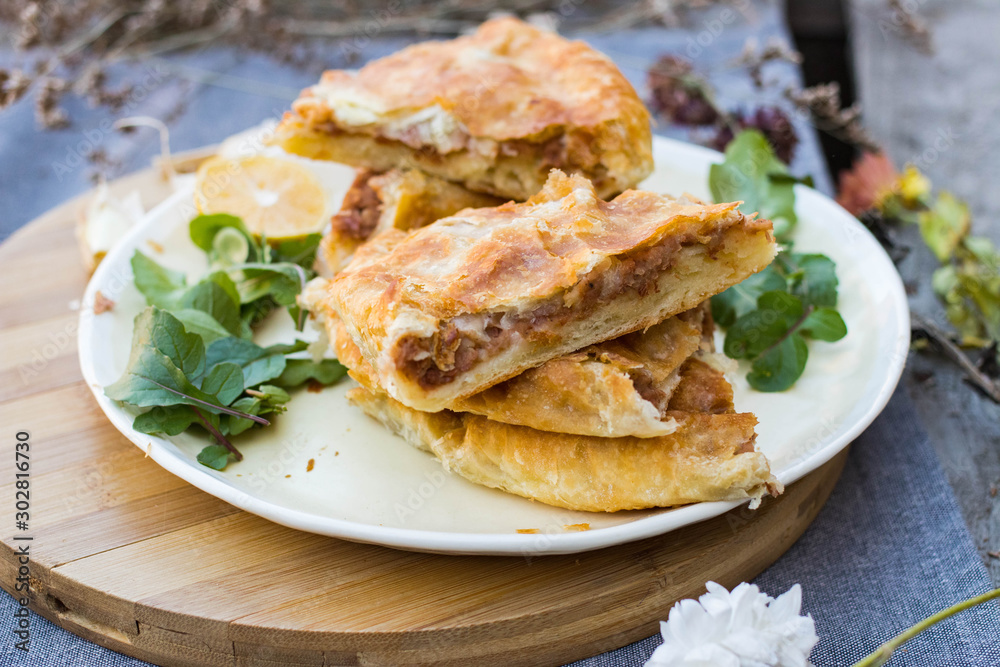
top-left (225, 400), bottom-right (261, 437)
top-left (131, 251), bottom-right (187, 308)
top-left (133, 406), bottom-right (199, 436)
top-left (711, 266), bottom-right (787, 327)
top-left (723, 291), bottom-right (804, 359)
top-left (171, 309), bottom-right (232, 344)
top-left (199, 362), bottom-right (245, 405)
top-left (231, 263), bottom-right (306, 306)
top-left (800, 308), bottom-right (848, 342)
top-left (204, 337), bottom-right (288, 388)
top-left (255, 384), bottom-right (290, 404)
top-left (177, 272), bottom-right (242, 335)
top-left (709, 130), bottom-right (797, 240)
top-left (130, 307), bottom-right (206, 378)
top-left (273, 359), bottom-right (348, 388)
top-left (747, 333), bottom-right (809, 392)
top-left (783, 253), bottom-right (839, 308)
top-left (196, 444), bottom-right (232, 471)
top-left (918, 192), bottom-right (970, 262)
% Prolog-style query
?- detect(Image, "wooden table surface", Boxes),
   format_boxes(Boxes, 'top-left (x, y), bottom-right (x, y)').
top-left (850, 0), bottom-right (1000, 586)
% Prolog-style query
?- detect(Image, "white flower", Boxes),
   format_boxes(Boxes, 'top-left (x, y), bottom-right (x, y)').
top-left (644, 581), bottom-right (818, 667)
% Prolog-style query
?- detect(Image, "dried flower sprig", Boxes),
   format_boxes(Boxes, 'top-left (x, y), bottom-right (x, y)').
top-left (886, 0), bottom-right (933, 55)
top-left (734, 36), bottom-right (803, 88)
top-left (0, 0), bottom-right (740, 131)
top-left (647, 55), bottom-right (722, 126)
top-left (785, 83), bottom-right (880, 153)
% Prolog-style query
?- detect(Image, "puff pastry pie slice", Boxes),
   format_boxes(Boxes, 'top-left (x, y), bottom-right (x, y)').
top-left (318, 168), bottom-right (503, 276)
top-left (315, 170), bottom-right (777, 411)
top-left (302, 285), bottom-right (716, 438)
top-left (271, 17), bottom-right (653, 200)
top-left (346, 370), bottom-right (781, 512)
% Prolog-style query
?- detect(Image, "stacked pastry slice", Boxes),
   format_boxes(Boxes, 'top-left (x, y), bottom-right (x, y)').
top-left (272, 18), bottom-right (653, 201)
top-left (275, 17), bottom-right (656, 275)
top-left (300, 171), bottom-right (783, 512)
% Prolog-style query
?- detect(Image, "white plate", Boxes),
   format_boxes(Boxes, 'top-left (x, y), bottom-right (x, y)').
top-left (78, 136), bottom-right (909, 556)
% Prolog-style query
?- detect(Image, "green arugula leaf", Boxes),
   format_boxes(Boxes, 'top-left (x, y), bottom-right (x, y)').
top-left (709, 130), bottom-right (797, 240)
top-left (170, 309), bottom-right (232, 344)
top-left (231, 263), bottom-right (306, 306)
top-left (132, 251), bottom-right (187, 308)
top-left (196, 444), bottom-right (232, 471)
top-left (800, 308), bottom-right (848, 342)
top-left (177, 272), bottom-right (242, 336)
top-left (224, 399), bottom-right (262, 437)
top-left (272, 234), bottom-right (322, 266)
top-left (199, 362), bottom-right (245, 405)
top-left (747, 334), bottom-right (809, 392)
top-left (723, 291), bottom-right (804, 359)
top-left (203, 337), bottom-right (291, 388)
top-left (711, 266), bottom-right (786, 327)
top-left (262, 340), bottom-right (310, 355)
top-left (133, 405), bottom-right (199, 436)
top-left (273, 359), bottom-right (348, 388)
top-left (105, 344), bottom-right (221, 409)
top-left (130, 307), bottom-right (206, 377)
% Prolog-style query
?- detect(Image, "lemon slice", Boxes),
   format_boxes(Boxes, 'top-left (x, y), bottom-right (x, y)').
top-left (194, 155), bottom-right (328, 240)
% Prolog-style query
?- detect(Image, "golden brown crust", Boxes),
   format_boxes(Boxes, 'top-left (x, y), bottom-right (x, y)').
top-left (315, 170), bottom-right (776, 411)
top-left (317, 168), bottom-right (502, 276)
top-left (271, 18), bottom-right (653, 200)
top-left (347, 385), bottom-right (779, 512)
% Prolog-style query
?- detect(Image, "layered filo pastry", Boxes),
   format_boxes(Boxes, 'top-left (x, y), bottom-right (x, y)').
top-left (306, 170), bottom-right (777, 412)
top-left (298, 297), bottom-right (781, 511)
top-left (318, 168), bottom-right (502, 276)
top-left (271, 17), bottom-right (653, 201)
top-left (345, 365), bottom-right (780, 512)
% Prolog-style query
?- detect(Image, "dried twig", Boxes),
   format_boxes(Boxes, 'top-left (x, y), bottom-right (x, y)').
top-left (912, 313), bottom-right (1000, 404)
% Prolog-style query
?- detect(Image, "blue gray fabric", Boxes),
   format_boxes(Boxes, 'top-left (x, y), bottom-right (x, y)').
top-left (570, 390), bottom-right (1000, 667)
top-left (2, 3), bottom-right (997, 665)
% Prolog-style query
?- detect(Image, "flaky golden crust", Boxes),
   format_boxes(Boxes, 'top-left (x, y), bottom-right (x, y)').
top-left (317, 168), bottom-right (502, 276)
top-left (348, 385), bottom-right (779, 512)
top-left (271, 18), bottom-right (652, 200)
top-left (318, 171), bottom-right (776, 411)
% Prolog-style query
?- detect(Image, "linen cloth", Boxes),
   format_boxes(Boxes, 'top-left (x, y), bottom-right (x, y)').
top-left (1, 3), bottom-right (997, 665)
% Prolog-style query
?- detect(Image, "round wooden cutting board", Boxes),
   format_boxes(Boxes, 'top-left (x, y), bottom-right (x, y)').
top-left (0, 155), bottom-right (848, 667)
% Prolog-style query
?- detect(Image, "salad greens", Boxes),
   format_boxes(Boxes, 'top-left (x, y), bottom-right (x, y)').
top-left (710, 130), bottom-right (848, 391)
top-left (106, 214), bottom-right (345, 470)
